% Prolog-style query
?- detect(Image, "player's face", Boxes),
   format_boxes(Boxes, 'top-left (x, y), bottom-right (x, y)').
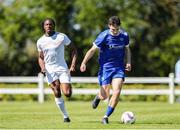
top-left (44, 20), bottom-right (55, 34)
top-left (108, 24), bottom-right (120, 35)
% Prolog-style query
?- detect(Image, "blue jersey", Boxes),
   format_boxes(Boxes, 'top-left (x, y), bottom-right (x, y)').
top-left (94, 29), bottom-right (129, 68)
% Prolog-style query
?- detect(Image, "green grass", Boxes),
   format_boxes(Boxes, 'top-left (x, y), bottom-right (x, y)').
top-left (0, 101), bottom-right (180, 129)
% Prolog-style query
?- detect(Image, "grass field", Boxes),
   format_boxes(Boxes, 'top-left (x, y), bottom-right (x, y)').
top-left (1, 101), bottom-right (180, 129)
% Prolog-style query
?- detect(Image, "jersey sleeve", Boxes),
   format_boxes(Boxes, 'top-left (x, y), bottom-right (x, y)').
top-left (124, 32), bottom-right (129, 46)
top-left (93, 30), bottom-right (108, 47)
top-left (37, 40), bottom-right (42, 52)
top-left (63, 34), bottom-right (71, 46)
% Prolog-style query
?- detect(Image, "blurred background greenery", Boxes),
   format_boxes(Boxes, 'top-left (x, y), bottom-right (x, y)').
top-left (0, 0), bottom-right (179, 77)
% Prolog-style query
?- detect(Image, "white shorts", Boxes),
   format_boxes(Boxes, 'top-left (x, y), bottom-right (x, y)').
top-left (46, 71), bottom-right (71, 84)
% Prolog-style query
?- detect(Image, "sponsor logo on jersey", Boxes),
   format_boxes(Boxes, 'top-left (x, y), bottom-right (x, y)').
top-left (109, 45), bottom-right (124, 49)
top-left (120, 38), bottom-right (124, 41)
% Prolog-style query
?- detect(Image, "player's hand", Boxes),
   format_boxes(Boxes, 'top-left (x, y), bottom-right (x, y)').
top-left (80, 63), bottom-right (86, 72)
top-left (125, 63), bottom-right (131, 71)
top-left (41, 68), bottom-right (46, 76)
top-left (70, 64), bottom-right (76, 72)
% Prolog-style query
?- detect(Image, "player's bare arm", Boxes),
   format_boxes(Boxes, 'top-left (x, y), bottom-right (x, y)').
top-left (38, 51), bottom-right (46, 74)
top-left (68, 43), bottom-right (78, 72)
top-left (125, 46), bottom-right (131, 71)
top-left (80, 45), bottom-right (97, 72)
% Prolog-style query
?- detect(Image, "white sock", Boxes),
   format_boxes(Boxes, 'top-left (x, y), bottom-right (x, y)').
top-left (104, 115), bottom-right (108, 118)
top-left (55, 97), bottom-right (69, 118)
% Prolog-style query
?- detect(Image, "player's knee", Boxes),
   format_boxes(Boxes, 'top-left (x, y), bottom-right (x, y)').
top-left (112, 89), bottom-right (120, 95)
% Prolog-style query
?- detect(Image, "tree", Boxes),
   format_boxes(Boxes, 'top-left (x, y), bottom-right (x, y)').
top-left (0, 0), bottom-right (179, 76)
top-left (0, 0), bottom-right (74, 76)
top-left (74, 0), bottom-right (180, 76)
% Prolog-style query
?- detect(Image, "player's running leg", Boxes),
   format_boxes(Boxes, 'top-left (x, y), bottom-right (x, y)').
top-left (92, 95), bottom-right (100, 109)
top-left (92, 85), bottom-right (110, 109)
top-left (102, 78), bottom-right (123, 124)
top-left (50, 80), bottom-right (70, 123)
top-left (61, 83), bottom-right (72, 122)
top-left (61, 83), bottom-right (72, 98)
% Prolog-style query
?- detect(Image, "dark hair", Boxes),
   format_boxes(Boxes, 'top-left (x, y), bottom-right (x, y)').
top-left (41, 18), bottom-right (56, 32)
top-left (108, 16), bottom-right (121, 26)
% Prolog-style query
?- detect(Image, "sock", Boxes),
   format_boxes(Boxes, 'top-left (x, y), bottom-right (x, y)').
top-left (104, 106), bottom-right (114, 117)
top-left (55, 97), bottom-right (69, 118)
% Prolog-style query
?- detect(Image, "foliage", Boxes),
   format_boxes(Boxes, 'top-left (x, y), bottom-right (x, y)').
top-left (0, 0), bottom-right (179, 76)
top-left (0, 0), bottom-right (74, 76)
top-left (74, 0), bottom-right (180, 76)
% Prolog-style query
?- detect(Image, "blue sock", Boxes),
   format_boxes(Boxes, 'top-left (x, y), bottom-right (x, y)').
top-left (105, 106), bottom-right (114, 117)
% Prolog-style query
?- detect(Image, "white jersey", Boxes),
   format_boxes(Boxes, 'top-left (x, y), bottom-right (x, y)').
top-left (37, 32), bottom-right (71, 73)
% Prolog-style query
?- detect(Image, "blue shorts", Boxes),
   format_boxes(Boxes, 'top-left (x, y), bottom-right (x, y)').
top-left (98, 67), bottom-right (125, 86)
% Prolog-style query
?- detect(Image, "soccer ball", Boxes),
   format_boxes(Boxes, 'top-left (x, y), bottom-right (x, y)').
top-left (121, 111), bottom-right (135, 124)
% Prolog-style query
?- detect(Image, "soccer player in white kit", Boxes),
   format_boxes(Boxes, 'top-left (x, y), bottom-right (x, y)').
top-left (37, 18), bottom-right (77, 123)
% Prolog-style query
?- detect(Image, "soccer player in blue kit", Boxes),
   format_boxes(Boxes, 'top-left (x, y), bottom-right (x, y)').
top-left (80, 16), bottom-right (131, 124)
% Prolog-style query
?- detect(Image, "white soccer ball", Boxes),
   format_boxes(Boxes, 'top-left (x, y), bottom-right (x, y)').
top-left (121, 111), bottom-right (135, 124)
